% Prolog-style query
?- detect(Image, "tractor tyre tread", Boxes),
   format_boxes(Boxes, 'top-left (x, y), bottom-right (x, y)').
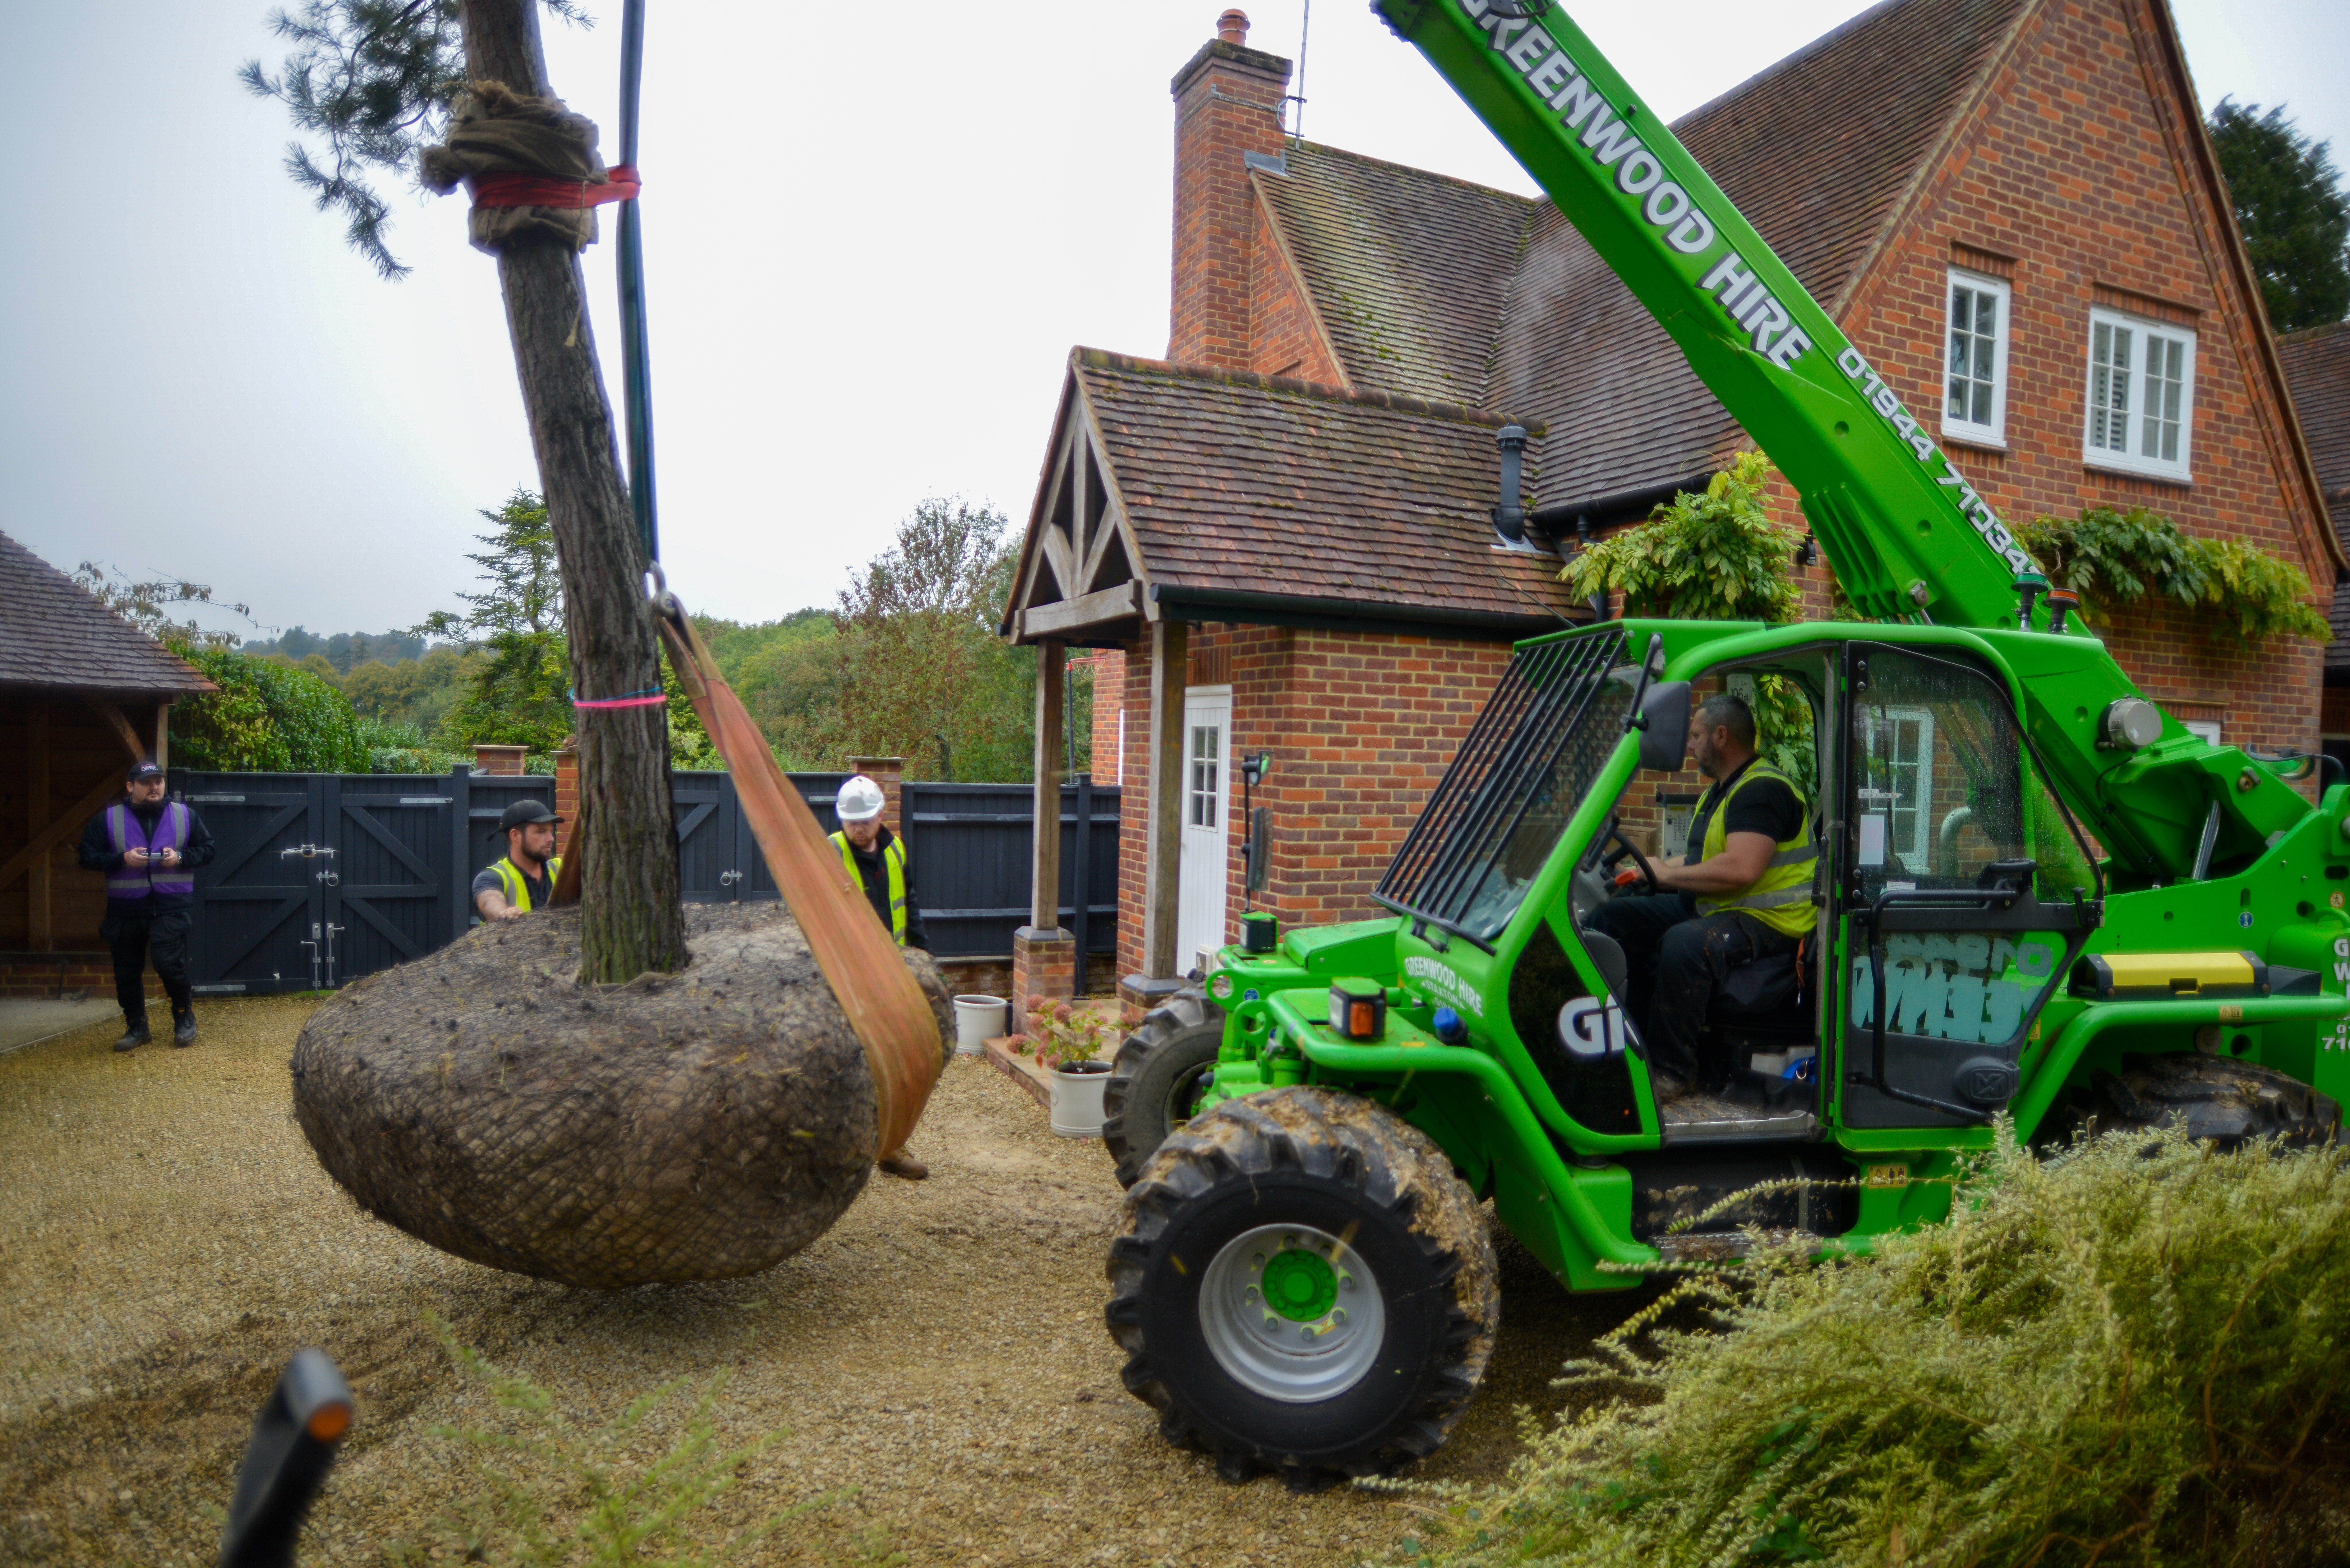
top-left (2069, 1051), bottom-right (2341, 1148)
top-left (1104, 1086), bottom-right (1499, 1488)
top-left (1102, 991), bottom-right (1225, 1188)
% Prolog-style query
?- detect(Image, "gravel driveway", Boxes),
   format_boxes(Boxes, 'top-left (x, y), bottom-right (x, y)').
top-left (0, 996), bottom-right (1639, 1566)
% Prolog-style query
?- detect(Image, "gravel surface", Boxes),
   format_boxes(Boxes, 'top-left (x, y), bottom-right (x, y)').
top-left (0, 996), bottom-right (1644, 1566)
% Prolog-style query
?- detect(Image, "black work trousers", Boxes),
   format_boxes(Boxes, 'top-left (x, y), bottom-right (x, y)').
top-left (1584, 892), bottom-right (1798, 1087)
top-left (101, 909), bottom-right (194, 1027)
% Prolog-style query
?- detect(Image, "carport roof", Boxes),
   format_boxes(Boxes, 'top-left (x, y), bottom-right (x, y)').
top-left (0, 531), bottom-right (216, 697)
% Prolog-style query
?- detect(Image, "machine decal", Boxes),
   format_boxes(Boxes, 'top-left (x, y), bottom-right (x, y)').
top-left (1405, 955), bottom-right (1486, 1017)
top-left (1556, 995), bottom-right (1632, 1059)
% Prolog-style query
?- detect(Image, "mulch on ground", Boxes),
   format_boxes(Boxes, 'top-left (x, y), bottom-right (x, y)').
top-left (0, 995), bottom-right (1640, 1566)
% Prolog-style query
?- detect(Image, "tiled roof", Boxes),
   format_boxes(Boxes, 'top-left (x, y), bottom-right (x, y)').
top-left (1255, 144), bottom-right (1536, 405)
top-left (2279, 321), bottom-right (2350, 669)
top-left (1487, 0), bottom-right (2033, 511)
top-left (0, 532), bottom-right (216, 695)
top-left (1073, 350), bottom-right (1576, 634)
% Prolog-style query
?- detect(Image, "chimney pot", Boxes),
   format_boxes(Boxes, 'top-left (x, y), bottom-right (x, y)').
top-left (1217, 9), bottom-right (1249, 44)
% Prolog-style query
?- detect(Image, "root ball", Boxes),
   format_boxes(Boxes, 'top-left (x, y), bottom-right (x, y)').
top-left (290, 903), bottom-right (952, 1289)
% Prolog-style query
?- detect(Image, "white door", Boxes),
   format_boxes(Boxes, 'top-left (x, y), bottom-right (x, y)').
top-left (1178, 687), bottom-right (1234, 971)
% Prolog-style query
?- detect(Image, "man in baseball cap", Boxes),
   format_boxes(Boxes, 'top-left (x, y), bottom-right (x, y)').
top-left (472, 799), bottom-right (565, 922)
top-left (77, 759), bottom-right (215, 1049)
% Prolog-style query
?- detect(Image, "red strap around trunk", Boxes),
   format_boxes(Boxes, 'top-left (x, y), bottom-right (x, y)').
top-left (469, 164), bottom-right (641, 208)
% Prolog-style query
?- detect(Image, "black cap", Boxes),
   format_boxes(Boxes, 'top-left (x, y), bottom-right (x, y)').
top-left (498, 799), bottom-right (563, 832)
top-left (127, 760), bottom-right (165, 782)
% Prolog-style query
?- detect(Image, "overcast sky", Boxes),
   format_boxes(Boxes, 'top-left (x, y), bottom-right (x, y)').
top-left (3, 0), bottom-right (2343, 639)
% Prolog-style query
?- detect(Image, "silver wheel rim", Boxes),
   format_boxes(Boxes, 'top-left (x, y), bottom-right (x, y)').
top-left (1199, 1222), bottom-right (1384, 1403)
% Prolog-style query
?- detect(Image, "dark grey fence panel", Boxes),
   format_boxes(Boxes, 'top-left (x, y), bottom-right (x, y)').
top-left (903, 779), bottom-right (1119, 970)
top-left (181, 776), bottom-right (324, 995)
top-left (176, 768), bottom-right (1111, 990)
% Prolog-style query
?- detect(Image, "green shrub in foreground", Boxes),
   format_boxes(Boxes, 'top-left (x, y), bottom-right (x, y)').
top-left (1378, 1127), bottom-right (2350, 1567)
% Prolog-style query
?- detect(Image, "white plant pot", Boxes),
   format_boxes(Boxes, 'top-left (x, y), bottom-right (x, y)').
top-left (1049, 1060), bottom-right (1112, 1138)
top-left (952, 995), bottom-right (1006, 1056)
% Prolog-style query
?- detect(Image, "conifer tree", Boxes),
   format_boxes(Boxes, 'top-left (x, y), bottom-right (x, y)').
top-left (2209, 100), bottom-right (2350, 331)
top-left (246, 0), bottom-right (685, 981)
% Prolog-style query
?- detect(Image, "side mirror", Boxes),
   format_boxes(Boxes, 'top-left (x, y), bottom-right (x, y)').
top-left (1636, 681), bottom-right (1691, 772)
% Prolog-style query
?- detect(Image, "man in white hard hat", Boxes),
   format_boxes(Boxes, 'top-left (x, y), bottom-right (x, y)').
top-left (830, 773), bottom-right (933, 1180)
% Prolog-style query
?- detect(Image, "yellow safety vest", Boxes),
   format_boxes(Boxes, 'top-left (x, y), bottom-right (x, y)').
top-left (488, 855), bottom-right (562, 914)
top-left (1692, 761), bottom-right (1816, 938)
top-left (830, 832), bottom-right (908, 945)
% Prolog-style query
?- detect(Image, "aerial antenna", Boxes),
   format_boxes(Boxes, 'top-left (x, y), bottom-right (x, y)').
top-left (1285, 0), bottom-right (1310, 144)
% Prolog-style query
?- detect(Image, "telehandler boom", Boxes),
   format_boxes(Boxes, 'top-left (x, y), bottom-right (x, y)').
top-left (1100, 0), bottom-right (2348, 1488)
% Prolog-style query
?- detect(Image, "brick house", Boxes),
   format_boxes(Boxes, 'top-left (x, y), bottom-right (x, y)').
top-left (0, 532), bottom-right (216, 997)
top-left (2279, 321), bottom-right (2350, 767)
top-left (999, 0), bottom-right (2339, 1011)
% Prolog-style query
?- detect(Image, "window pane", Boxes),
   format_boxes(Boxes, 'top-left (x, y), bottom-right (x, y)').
top-left (1946, 281), bottom-right (2000, 432)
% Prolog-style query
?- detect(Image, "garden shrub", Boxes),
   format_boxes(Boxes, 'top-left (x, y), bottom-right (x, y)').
top-left (2015, 506), bottom-right (2329, 646)
top-left (1379, 1126), bottom-right (2350, 1567)
top-left (171, 646), bottom-right (368, 772)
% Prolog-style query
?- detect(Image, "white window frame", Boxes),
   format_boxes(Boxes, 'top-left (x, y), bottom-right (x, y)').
top-left (2081, 305), bottom-right (2196, 483)
top-left (2182, 719), bottom-right (2221, 747)
top-left (1943, 270), bottom-right (2011, 447)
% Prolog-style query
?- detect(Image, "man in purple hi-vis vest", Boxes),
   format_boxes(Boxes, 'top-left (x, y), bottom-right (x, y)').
top-left (77, 760), bottom-right (216, 1051)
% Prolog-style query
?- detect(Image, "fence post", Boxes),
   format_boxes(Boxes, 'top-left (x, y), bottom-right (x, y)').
top-left (449, 764), bottom-right (472, 942)
top-left (1072, 774), bottom-right (1092, 995)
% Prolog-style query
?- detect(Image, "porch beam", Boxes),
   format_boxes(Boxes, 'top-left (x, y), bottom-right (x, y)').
top-left (1019, 582), bottom-right (1138, 641)
top-left (27, 706), bottom-right (50, 951)
top-left (1141, 618), bottom-right (1188, 979)
top-left (152, 701), bottom-right (171, 772)
top-left (91, 700), bottom-right (146, 763)
top-left (0, 772), bottom-right (126, 894)
top-left (1029, 641), bottom-right (1065, 931)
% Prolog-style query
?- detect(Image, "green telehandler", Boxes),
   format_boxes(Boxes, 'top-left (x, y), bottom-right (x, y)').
top-left (1095, 0), bottom-right (2350, 1489)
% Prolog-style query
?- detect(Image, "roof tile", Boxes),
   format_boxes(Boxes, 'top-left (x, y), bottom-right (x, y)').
top-left (0, 531), bottom-right (217, 695)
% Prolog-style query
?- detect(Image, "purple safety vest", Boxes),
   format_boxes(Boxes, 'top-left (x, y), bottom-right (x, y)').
top-left (106, 801), bottom-right (195, 900)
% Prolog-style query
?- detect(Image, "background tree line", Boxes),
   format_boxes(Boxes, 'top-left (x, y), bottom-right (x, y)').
top-left (87, 492), bottom-right (1074, 782)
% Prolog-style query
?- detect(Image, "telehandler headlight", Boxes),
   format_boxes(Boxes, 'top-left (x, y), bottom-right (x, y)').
top-left (2099, 698), bottom-right (2162, 751)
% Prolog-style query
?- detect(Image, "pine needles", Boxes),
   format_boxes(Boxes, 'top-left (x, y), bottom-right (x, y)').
top-left (1376, 1127), bottom-right (2350, 1567)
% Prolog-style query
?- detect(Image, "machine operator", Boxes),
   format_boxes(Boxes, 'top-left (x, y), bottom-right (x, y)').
top-left (1586, 692), bottom-right (1816, 1104)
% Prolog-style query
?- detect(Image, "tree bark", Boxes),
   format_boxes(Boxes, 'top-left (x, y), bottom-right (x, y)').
top-left (461, 0), bottom-right (686, 982)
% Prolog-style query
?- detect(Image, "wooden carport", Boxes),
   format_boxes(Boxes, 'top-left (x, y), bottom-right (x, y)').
top-left (0, 532), bottom-right (215, 994)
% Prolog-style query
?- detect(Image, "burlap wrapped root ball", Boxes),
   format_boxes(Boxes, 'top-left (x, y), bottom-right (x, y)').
top-left (291, 903), bottom-right (953, 1289)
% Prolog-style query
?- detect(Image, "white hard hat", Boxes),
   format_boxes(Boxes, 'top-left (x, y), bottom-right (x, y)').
top-left (836, 774), bottom-right (887, 823)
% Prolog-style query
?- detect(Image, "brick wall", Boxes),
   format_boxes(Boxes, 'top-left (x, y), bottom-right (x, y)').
top-left (1249, 184), bottom-right (1345, 386)
top-left (1169, 27), bottom-right (1291, 369)
top-left (1071, 650), bottom-right (1125, 782)
top-left (1826, 0), bottom-right (2330, 754)
top-left (1113, 623), bottom-right (1515, 979)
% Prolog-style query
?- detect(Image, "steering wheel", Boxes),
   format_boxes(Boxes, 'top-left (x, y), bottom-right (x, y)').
top-left (1571, 818), bottom-right (1657, 922)
top-left (1597, 824), bottom-right (1657, 896)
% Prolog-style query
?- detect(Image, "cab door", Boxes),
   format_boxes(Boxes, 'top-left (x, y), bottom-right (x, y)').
top-left (1831, 644), bottom-right (2101, 1128)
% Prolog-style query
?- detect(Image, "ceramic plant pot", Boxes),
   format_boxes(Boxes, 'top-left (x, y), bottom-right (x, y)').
top-left (1049, 1058), bottom-right (1113, 1137)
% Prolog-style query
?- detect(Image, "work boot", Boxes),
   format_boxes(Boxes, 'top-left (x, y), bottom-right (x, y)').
top-left (877, 1150), bottom-right (930, 1181)
top-left (172, 1014), bottom-right (198, 1047)
top-left (114, 1023), bottom-right (150, 1052)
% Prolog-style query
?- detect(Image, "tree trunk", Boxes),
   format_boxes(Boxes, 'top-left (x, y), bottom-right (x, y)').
top-left (461, 0), bottom-right (686, 982)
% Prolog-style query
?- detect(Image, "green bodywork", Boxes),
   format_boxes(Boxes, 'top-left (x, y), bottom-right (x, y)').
top-left (1180, 0), bottom-right (2350, 1295)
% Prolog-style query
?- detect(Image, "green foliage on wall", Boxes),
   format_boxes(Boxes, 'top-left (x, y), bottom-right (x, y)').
top-left (2015, 505), bottom-right (2330, 645)
top-left (1565, 452), bottom-right (1815, 788)
top-left (1563, 451), bottom-right (1801, 624)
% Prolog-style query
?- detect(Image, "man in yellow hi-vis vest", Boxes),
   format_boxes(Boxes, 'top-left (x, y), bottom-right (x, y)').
top-left (473, 799), bottom-right (564, 923)
top-left (827, 775), bottom-right (930, 954)
top-left (1587, 693), bottom-right (1816, 1104)
top-left (829, 774), bottom-right (934, 1182)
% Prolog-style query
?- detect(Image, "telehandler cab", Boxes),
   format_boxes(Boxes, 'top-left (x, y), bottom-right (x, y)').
top-left (1098, 0), bottom-right (2349, 1489)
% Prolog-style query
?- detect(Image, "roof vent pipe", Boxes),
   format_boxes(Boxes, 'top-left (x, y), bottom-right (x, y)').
top-left (1492, 424), bottom-right (1535, 551)
top-left (1217, 9), bottom-right (1249, 44)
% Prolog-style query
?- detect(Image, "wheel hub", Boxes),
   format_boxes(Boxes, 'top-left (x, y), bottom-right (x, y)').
top-left (1199, 1223), bottom-right (1384, 1402)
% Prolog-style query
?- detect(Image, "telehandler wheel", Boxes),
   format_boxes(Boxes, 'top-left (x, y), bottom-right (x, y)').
top-left (2067, 1052), bottom-right (2342, 1148)
top-left (1102, 991), bottom-right (1224, 1188)
top-left (1105, 1087), bottom-right (1499, 1489)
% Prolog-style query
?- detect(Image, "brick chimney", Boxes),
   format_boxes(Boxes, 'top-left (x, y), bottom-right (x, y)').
top-left (1169, 9), bottom-right (1292, 369)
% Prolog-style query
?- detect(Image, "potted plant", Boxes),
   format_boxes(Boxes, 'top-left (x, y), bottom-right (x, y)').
top-left (1023, 996), bottom-right (1117, 1138)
